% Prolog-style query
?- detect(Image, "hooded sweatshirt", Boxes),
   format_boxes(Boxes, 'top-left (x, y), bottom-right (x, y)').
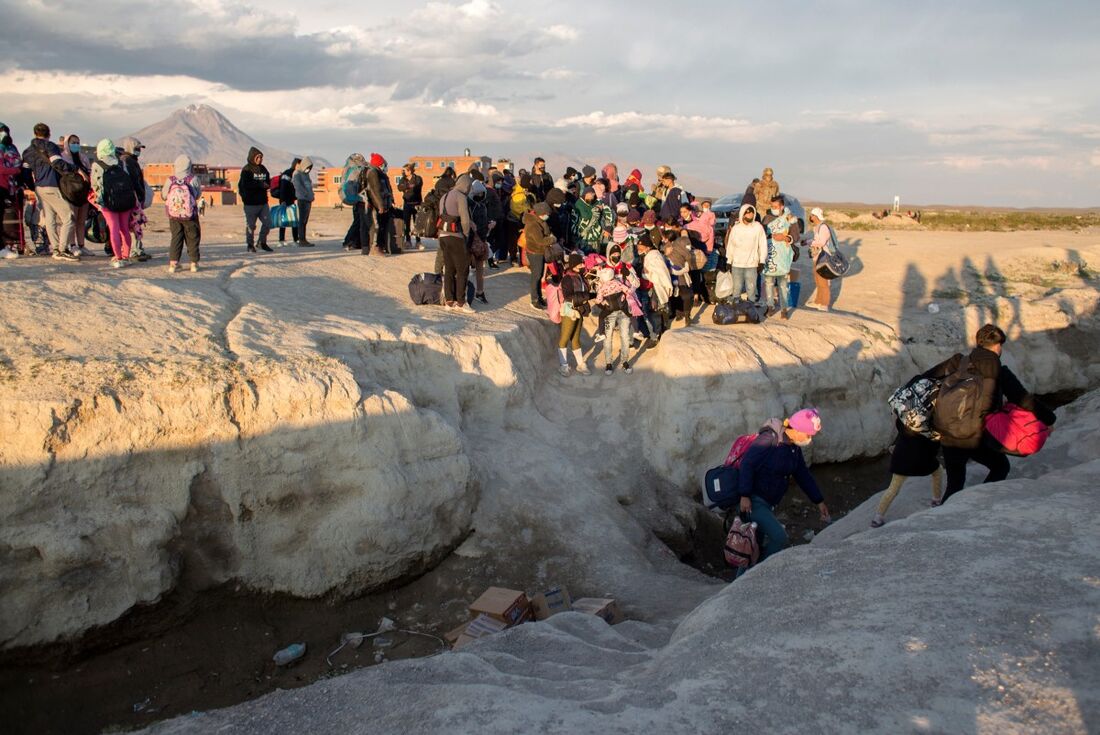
top-left (439, 173), bottom-right (472, 238)
top-left (522, 202), bottom-right (556, 257)
top-left (684, 209), bottom-right (716, 251)
top-left (292, 157), bottom-right (315, 202)
top-left (91, 138), bottom-right (120, 206)
top-left (167, 155), bottom-right (202, 208)
top-left (602, 163), bottom-right (620, 193)
top-left (725, 204), bottom-right (768, 268)
top-left (238, 147), bottom-right (270, 206)
top-left (116, 137), bottom-right (147, 204)
top-left (59, 135), bottom-right (89, 174)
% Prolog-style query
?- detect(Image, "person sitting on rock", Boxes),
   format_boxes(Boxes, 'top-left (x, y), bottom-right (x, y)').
top-left (735, 409), bottom-right (831, 569)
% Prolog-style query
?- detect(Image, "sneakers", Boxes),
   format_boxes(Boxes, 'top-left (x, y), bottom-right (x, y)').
top-left (871, 514), bottom-right (886, 528)
top-left (458, 302), bottom-right (475, 314)
top-left (646, 338), bottom-right (659, 349)
top-left (53, 250), bottom-right (77, 261)
top-left (622, 362), bottom-right (633, 374)
top-left (417, 242), bottom-right (426, 251)
top-left (594, 333), bottom-right (606, 343)
top-left (604, 363), bottom-right (614, 375)
top-left (190, 262), bottom-right (199, 273)
top-left (0, 247), bottom-right (17, 260)
top-left (78, 246), bottom-right (96, 258)
top-left (488, 259), bottom-right (499, 270)
top-left (111, 258), bottom-right (123, 269)
top-left (633, 332), bottom-right (644, 343)
top-left (247, 244), bottom-right (257, 253)
top-left (167, 263), bottom-right (178, 274)
top-left (558, 364), bottom-right (571, 377)
top-left (136, 251), bottom-right (151, 262)
top-left (475, 292), bottom-right (488, 304)
top-left (259, 243), bottom-right (273, 252)
top-left (298, 240), bottom-right (315, 247)
top-left (575, 363), bottom-right (590, 376)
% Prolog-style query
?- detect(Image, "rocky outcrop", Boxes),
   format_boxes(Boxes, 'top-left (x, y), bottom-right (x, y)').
top-left (142, 391), bottom-right (1100, 734)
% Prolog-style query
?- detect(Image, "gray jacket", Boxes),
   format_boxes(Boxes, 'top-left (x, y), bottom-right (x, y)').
top-left (292, 157), bottom-right (315, 202)
top-left (439, 173), bottom-right (472, 237)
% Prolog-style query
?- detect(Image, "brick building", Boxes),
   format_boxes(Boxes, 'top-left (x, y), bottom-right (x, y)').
top-left (143, 162), bottom-right (238, 206)
top-left (312, 153), bottom-right (495, 209)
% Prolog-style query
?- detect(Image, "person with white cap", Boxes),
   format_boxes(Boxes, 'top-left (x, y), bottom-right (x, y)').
top-left (806, 207), bottom-right (835, 311)
top-left (734, 408), bottom-right (831, 566)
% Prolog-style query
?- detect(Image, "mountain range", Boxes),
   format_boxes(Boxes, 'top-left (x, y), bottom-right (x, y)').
top-left (127, 105), bottom-right (330, 170)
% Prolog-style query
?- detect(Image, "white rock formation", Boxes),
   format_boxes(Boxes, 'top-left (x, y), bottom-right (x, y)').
top-left (142, 390), bottom-right (1100, 734)
top-left (1, 225), bottom-right (1098, 655)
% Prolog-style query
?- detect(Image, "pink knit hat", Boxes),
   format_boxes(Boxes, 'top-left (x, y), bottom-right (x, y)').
top-left (787, 408), bottom-right (822, 436)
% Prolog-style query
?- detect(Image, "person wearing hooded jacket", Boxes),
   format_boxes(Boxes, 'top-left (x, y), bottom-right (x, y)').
top-left (638, 232), bottom-right (672, 344)
top-left (91, 138), bottom-right (136, 268)
top-left (291, 157), bottom-right (315, 247)
top-left (360, 153), bottom-right (394, 256)
top-left (59, 134), bottom-right (94, 258)
top-left (398, 163), bottom-right (423, 249)
top-left (277, 158), bottom-right (299, 245)
top-left (22, 122), bottom-right (77, 260)
top-left (523, 202), bottom-right (556, 309)
top-left (116, 137), bottom-right (151, 260)
top-left (736, 409), bottom-right (831, 568)
top-left (724, 203), bottom-right (767, 302)
top-left (165, 154), bottom-right (202, 273)
top-left (238, 146), bottom-right (272, 252)
top-left (439, 173), bottom-right (474, 311)
top-left (529, 157), bottom-right (554, 202)
top-left (0, 125), bottom-right (22, 258)
top-left (340, 153), bottom-right (368, 250)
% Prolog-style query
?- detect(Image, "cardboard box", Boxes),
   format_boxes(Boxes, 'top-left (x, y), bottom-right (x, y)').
top-left (452, 633), bottom-right (477, 650)
top-left (572, 597), bottom-right (624, 625)
top-left (444, 621), bottom-right (472, 646)
top-left (464, 614), bottom-right (509, 639)
top-left (530, 587), bottom-right (573, 621)
top-left (469, 587), bottom-right (531, 627)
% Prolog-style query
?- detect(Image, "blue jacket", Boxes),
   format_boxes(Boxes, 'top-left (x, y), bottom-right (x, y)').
top-left (737, 430), bottom-right (823, 507)
top-left (22, 138), bottom-right (71, 188)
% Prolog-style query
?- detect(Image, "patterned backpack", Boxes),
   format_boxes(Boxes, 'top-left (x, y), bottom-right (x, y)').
top-left (723, 516), bottom-right (760, 569)
top-left (888, 377), bottom-right (941, 439)
top-left (164, 176), bottom-right (196, 220)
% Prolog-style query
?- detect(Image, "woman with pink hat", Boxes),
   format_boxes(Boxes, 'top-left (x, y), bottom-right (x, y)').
top-left (734, 408), bottom-right (831, 566)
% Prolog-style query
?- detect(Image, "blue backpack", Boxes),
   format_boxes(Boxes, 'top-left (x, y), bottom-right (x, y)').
top-left (341, 165), bottom-right (363, 205)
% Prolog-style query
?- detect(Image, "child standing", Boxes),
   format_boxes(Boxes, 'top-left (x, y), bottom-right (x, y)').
top-left (91, 138), bottom-right (136, 269)
top-left (595, 266), bottom-right (640, 374)
top-left (554, 253), bottom-right (590, 376)
top-left (165, 155), bottom-right (202, 273)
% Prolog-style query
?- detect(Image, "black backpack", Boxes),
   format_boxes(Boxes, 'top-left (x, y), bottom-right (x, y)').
top-left (933, 356), bottom-right (994, 448)
top-left (99, 162), bottom-right (135, 213)
top-left (60, 171), bottom-right (90, 205)
top-left (712, 301), bottom-right (766, 325)
top-left (408, 272), bottom-right (443, 305)
top-left (415, 189), bottom-right (442, 238)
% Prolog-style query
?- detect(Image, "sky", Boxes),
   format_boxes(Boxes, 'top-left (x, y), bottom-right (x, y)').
top-left (4, 0), bottom-right (1099, 207)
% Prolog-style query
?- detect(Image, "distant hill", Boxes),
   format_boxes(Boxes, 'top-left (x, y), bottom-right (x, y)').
top-left (127, 105), bottom-right (329, 171)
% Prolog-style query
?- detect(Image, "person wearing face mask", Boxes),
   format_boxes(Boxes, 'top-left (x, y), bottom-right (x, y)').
top-left (91, 138), bottom-right (137, 268)
top-left (637, 231), bottom-right (672, 346)
top-left (573, 186), bottom-right (613, 254)
top-left (522, 202), bottom-right (556, 310)
top-left (481, 172), bottom-right (504, 268)
top-left (276, 158), bottom-right (299, 246)
top-left (291, 157), bottom-right (315, 247)
top-left (116, 137), bottom-right (151, 261)
top-left (0, 124), bottom-right (26, 258)
top-left (438, 173), bottom-right (473, 311)
top-left (58, 134), bottom-right (95, 257)
top-left (735, 408), bottom-right (831, 567)
top-left (601, 163), bottom-right (620, 194)
top-left (761, 193), bottom-right (796, 319)
top-left (529, 157), bottom-right (554, 202)
top-left (467, 179), bottom-right (492, 302)
top-left (724, 203), bottom-right (767, 303)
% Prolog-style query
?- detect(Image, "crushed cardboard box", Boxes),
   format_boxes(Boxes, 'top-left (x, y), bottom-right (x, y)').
top-left (530, 587), bottom-right (572, 620)
top-left (571, 597), bottom-right (624, 625)
top-left (468, 587), bottom-right (531, 626)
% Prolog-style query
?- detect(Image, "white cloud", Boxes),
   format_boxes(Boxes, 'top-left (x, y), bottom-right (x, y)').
top-left (552, 111), bottom-right (781, 143)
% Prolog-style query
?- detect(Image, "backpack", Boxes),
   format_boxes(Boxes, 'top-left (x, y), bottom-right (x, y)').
top-left (984, 404), bottom-right (1052, 456)
top-left (724, 433), bottom-right (759, 467)
top-left (85, 211), bottom-right (108, 244)
top-left (723, 516), bottom-right (760, 569)
top-left (341, 165), bottom-right (363, 205)
top-left (164, 176), bottom-right (196, 220)
top-left (438, 190), bottom-right (462, 234)
top-left (408, 272), bottom-right (444, 305)
top-left (60, 171), bottom-right (90, 205)
top-left (814, 225), bottom-right (850, 279)
top-left (702, 464), bottom-right (741, 511)
top-left (99, 162), bottom-right (135, 213)
top-left (712, 301), bottom-right (766, 325)
top-left (888, 377), bottom-right (941, 439)
top-left (933, 356), bottom-right (995, 448)
top-left (415, 189), bottom-right (442, 237)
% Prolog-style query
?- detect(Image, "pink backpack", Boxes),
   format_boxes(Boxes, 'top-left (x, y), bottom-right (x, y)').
top-left (723, 516), bottom-right (759, 568)
top-left (543, 281), bottom-right (564, 324)
top-left (724, 433), bottom-right (758, 467)
top-left (984, 404), bottom-right (1052, 456)
top-left (165, 176), bottom-right (196, 220)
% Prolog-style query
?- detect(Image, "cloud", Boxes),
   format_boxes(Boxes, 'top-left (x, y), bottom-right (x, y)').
top-left (546, 111), bottom-right (782, 143)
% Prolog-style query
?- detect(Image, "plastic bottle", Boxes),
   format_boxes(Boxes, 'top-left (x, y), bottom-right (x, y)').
top-left (273, 642), bottom-right (307, 666)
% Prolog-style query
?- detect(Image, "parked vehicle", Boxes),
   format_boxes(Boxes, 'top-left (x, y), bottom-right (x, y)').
top-left (712, 193), bottom-right (806, 245)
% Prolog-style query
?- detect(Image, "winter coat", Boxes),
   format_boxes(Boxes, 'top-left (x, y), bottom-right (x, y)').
top-left (642, 249), bottom-right (673, 306)
top-left (469, 196), bottom-right (491, 240)
top-left (90, 139), bottom-right (132, 210)
top-left (363, 165), bottom-right (393, 211)
top-left (399, 172), bottom-right (423, 205)
top-left (685, 210), bottom-right (716, 251)
top-left (509, 184), bottom-right (532, 221)
top-left (238, 147), bottom-right (270, 206)
top-left (439, 173), bottom-right (472, 238)
top-left (118, 152), bottom-right (146, 205)
top-left (737, 428), bottom-right (824, 507)
top-left (278, 167), bottom-right (297, 204)
top-left (292, 158), bottom-right (315, 202)
top-left (529, 170), bottom-right (554, 202)
top-left (0, 144), bottom-right (21, 192)
top-left (22, 138), bottom-right (71, 188)
top-left (725, 204), bottom-right (768, 268)
top-left (659, 186), bottom-right (686, 223)
top-left (889, 420), bottom-right (941, 477)
top-left (521, 210), bottom-right (556, 257)
top-left (753, 176), bottom-right (780, 213)
top-left (665, 234), bottom-right (693, 287)
top-left (484, 186), bottom-right (504, 225)
top-left (573, 199), bottom-right (613, 250)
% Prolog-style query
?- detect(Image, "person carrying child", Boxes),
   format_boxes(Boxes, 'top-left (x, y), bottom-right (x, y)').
top-left (594, 264), bottom-right (642, 375)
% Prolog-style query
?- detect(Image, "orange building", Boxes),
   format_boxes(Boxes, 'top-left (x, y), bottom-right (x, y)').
top-left (144, 162), bottom-right (238, 205)
top-left (313, 153), bottom-right (495, 209)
